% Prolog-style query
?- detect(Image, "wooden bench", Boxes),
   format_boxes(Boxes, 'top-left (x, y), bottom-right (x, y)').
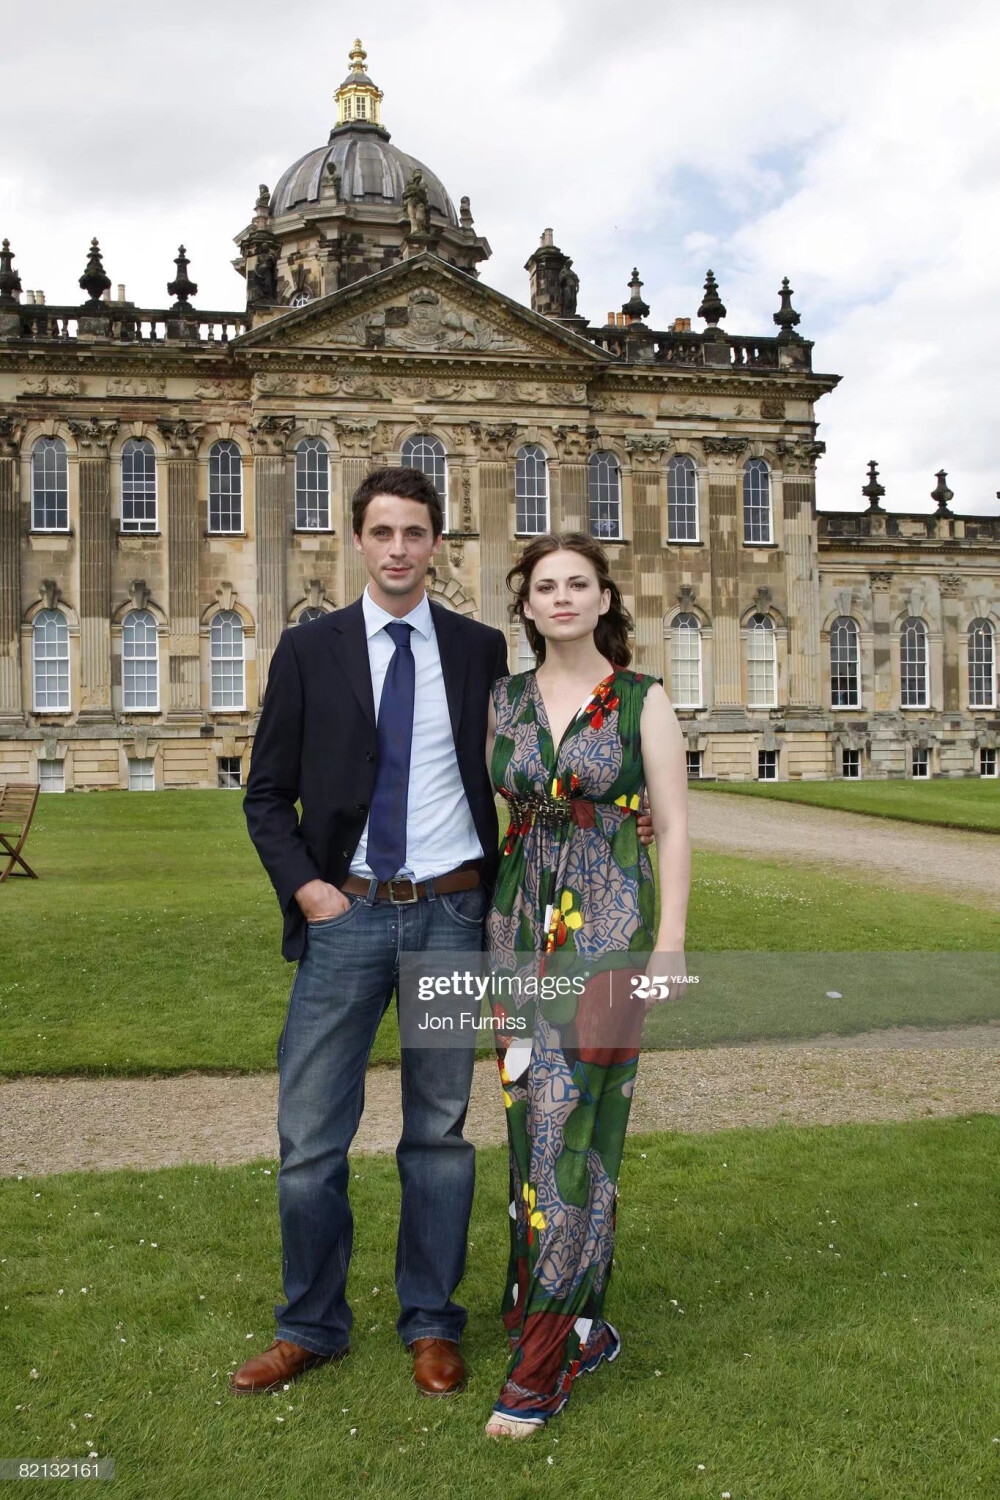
top-left (0, 782), bottom-right (40, 882)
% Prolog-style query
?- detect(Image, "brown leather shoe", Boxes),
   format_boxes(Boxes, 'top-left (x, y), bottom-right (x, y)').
top-left (228, 1337), bottom-right (348, 1395)
top-left (409, 1337), bottom-right (466, 1396)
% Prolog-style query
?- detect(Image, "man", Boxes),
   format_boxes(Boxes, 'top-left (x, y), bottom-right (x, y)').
top-left (234, 466), bottom-right (508, 1398)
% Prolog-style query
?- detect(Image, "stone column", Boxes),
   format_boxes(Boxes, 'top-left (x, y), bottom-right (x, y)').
top-left (554, 425), bottom-right (591, 532)
top-left (248, 416), bottom-right (294, 701)
top-left (0, 418), bottom-right (23, 723)
top-left (68, 418), bottom-right (118, 720)
top-left (625, 435), bottom-right (671, 674)
top-left (939, 573), bottom-right (963, 711)
top-left (159, 420), bottom-right (204, 720)
top-left (335, 420), bottom-right (377, 605)
top-left (870, 571), bottom-right (894, 711)
top-left (471, 423), bottom-right (517, 633)
top-left (780, 448), bottom-right (824, 709)
top-left (703, 437), bottom-right (749, 708)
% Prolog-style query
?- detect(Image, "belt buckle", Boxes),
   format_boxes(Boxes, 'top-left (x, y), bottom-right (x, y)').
top-left (387, 877), bottom-right (420, 905)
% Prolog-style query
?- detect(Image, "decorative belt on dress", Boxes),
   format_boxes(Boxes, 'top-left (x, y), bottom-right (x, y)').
top-left (502, 789), bottom-right (592, 829)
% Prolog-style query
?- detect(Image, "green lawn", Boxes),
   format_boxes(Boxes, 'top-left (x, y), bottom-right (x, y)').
top-left (1, 791), bottom-right (998, 1076)
top-left (2, 1119), bottom-right (999, 1500)
top-left (691, 776), bottom-right (1000, 832)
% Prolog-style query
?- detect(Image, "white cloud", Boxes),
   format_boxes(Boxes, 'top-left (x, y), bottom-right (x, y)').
top-left (2, 0), bottom-right (998, 513)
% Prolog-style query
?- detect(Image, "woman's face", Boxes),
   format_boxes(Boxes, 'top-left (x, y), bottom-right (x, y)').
top-left (522, 549), bottom-right (611, 648)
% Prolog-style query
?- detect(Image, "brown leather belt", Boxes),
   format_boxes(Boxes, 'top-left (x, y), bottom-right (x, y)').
top-left (340, 864), bottom-right (481, 905)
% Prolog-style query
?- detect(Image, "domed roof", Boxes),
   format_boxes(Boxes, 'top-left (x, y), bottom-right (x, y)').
top-left (270, 126), bottom-right (458, 224)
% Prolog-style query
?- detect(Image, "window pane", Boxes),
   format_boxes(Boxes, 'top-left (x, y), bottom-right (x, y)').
top-left (671, 612), bottom-right (702, 707)
top-left (515, 445), bottom-right (548, 534)
top-left (122, 609), bottom-right (159, 710)
top-left (211, 610), bottom-right (245, 709)
top-left (747, 613), bottom-right (776, 707)
top-left (401, 434), bottom-right (448, 528)
top-left (209, 441), bottom-right (243, 533)
top-left (588, 452), bottom-right (621, 539)
top-left (128, 757), bottom-right (155, 791)
top-left (295, 439), bottom-right (330, 529)
top-left (667, 455), bottom-right (698, 541)
top-left (38, 759), bottom-right (65, 793)
top-left (32, 608), bottom-right (70, 710)
top-left (968, 619), bottom-right (995, 708)
top-left (217, 756), bottom-right (242, 788)
top-left (121, 439), bottom-right (157, 531)
top-left (32, 438), bottom-right (68, 529)
top-left (830, 616), bottom-right (859, 706)
top-left (900, 618), bottom-right (928, 707)
top-left (743, 459), bottom-right (771, 544)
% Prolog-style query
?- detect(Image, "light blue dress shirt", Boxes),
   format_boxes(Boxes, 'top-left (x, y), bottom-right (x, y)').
top-left (349, 585), bottom-right (484, 882)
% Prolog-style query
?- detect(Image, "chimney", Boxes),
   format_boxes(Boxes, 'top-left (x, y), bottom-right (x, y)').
top-left (117, 284), bottom-right (126, 302)
top-left (26, 290), bottom-right (35, 305)
top-left (540, 227), bottom-right (554, 247)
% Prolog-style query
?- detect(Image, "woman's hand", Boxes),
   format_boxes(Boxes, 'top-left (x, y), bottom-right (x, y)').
top-left (642, 945), bottom-right (689, 1008)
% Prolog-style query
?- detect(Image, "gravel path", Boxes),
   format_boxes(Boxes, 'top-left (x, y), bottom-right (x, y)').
top-left (687, 789), bottom-right (999, 905)
top-left (3, 1029), bottom-right (999, 1178)
top-left (3, 796), bottom-right (997, 1178)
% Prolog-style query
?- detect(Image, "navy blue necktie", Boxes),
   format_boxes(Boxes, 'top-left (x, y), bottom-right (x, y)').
top-left (366, 620), bottom-right (415, 881)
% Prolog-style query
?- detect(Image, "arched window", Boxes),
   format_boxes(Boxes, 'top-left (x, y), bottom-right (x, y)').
top-left (289, 291), bottom-right (312, 308)
top-left (32, 609), bottom-right (70, 711)
top-left (900, 617), bottom-right (928, 707)
top-left (515, 445), bottom-right (549, 535)
top-left (208, 441), bottom-right (243, 533)
top-left (667, 454), bottom-right (698, 542)
top-left (743, 459), bottom-right (772, 544)
top-left (210, 611), bottom-right (245, 710)
top-left (401, 433), bottom-right (448, 528)
top-left (968, 618), bottom-right (995, 708)
top-left (746, 613), bottom-right (777, 707)
top-left (121, 438), bottom-right (157, 531)
top-left (295, 438), bottom-right (330, 530)
top-left (31, 437), bottom-right (68, 531)
top-left (122, 609), bottom-right (159, 711)
top-left (671, 613), bottom-right (702, 708)
top-left (298, 605), bottom-right (324, 624)
top-left (830, 616), bottom-right (860, 707)
top-left (588, 452), bottom-right (622, 540)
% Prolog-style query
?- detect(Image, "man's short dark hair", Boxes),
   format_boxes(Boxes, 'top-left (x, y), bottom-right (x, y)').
top-left (351, 466), bottom-right (444, 538)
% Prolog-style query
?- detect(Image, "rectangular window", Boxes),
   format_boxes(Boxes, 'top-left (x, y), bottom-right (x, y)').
top-left (842, 748), bottom-right (861, 779)
top-left (217, 756), bottom-right (242, 789)
top-left (980, 747), bottom-right (997, 778)
top-left (686, 750), bottom-right (702, 778)
top-left (128, 757), bottom-right (155, 791)
top-left (38, 759), bottom-right (65, 793)
top-left (757, 749), bottom-right (777, 780)
top-left (911, 747), bottom-right (929, 778)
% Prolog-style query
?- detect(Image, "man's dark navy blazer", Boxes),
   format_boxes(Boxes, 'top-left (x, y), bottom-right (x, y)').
top-left (244, 594), bottom-right (510, 962)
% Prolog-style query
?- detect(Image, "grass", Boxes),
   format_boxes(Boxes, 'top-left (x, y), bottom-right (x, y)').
top-left (690, 776), bottom-right (1000, 833)
top-left (2, 1118), bottom-right (999, 1500)
top-left (1, 792), bottom-right (998, 1076)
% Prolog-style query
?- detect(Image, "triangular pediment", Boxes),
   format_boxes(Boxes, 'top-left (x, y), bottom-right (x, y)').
top-left (232, 254), bottom-right (609, 363)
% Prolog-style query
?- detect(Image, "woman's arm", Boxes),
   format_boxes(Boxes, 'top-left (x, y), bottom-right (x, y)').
top-left (639, 682), bottom-right (691, 957)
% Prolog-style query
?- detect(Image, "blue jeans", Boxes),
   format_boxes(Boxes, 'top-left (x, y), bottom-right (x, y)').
top-left (273, 880), bottom-right (488, 1356)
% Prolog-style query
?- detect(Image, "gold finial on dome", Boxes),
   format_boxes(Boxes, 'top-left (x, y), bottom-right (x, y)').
top-left (335, 37), bottom-right (384, 128)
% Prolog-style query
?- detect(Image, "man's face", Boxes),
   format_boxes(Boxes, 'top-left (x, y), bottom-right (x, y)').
top-left (354, 494), bottom-right (442, 607)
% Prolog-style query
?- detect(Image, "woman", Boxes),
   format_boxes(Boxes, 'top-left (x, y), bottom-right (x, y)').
top-left (483, 531), bottom-right (691, 1439)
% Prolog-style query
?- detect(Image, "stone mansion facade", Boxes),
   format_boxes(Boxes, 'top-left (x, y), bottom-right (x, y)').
top-left (1, 41), bottom-right (998, 791)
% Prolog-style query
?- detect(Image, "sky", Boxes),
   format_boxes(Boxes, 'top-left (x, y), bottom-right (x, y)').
top-left (2, 0), bottom-right (999, 514)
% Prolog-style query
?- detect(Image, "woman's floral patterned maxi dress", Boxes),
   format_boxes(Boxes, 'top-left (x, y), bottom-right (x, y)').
top-left (487, 666), bottom-right (661, 1424)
